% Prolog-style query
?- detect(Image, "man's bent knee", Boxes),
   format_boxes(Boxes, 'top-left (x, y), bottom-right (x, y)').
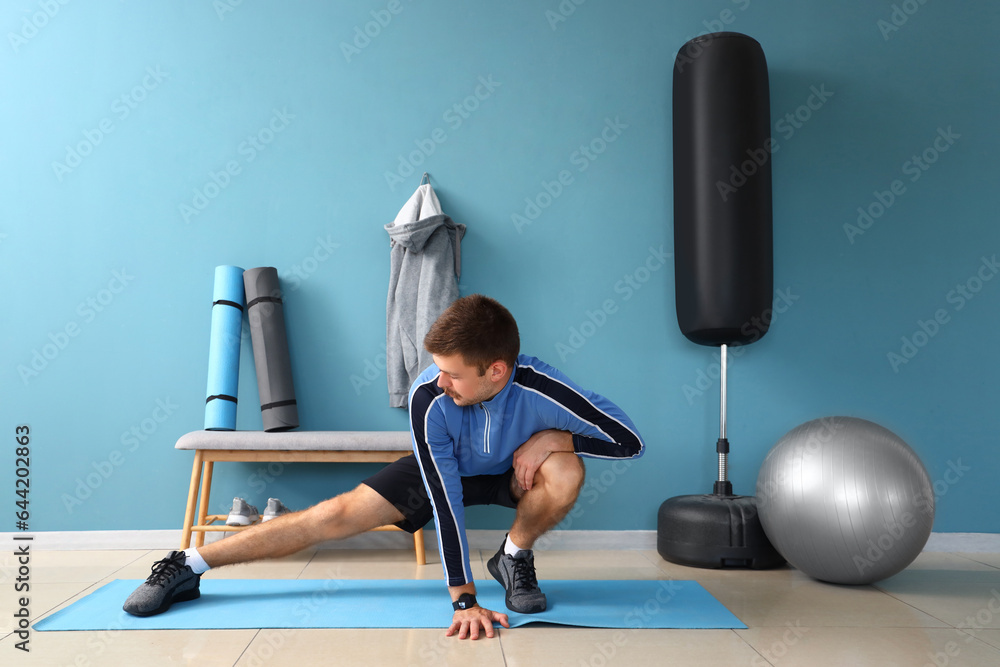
top-left (536, 453), bottom-right (585, 501)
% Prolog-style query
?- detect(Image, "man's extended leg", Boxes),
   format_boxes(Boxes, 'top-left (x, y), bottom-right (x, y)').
top-left (199, 484), bottom-right (404, 567)
top-left (488, 453), bottom-right (585, 613)
top-left (123, 484), bottom-right (405, 616)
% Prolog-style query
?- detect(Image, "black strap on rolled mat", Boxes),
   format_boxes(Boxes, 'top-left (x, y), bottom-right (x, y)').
top-left (243, 267), bottom-right (299, 432)
top-left (673, 32), bottom-right (773, 347)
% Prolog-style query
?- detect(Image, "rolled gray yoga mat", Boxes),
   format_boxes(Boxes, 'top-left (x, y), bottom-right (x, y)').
top-left (243, 267), bottom-right (299, 432)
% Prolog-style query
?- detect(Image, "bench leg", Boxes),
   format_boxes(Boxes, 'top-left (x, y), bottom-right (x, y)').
top-left (413, 528), bottom-right (426, 565)
top-left (195, 459), bottom-right (215, 548)
top-left (180, 450), bottom-right (204, 550)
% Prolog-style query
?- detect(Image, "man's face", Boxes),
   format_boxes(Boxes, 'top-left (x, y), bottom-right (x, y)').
top-left (432, 353), bottom-right (499, 406)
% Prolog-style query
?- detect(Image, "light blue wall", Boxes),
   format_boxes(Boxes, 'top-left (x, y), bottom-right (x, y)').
top-left (2, 1), bottom-right (997, 534)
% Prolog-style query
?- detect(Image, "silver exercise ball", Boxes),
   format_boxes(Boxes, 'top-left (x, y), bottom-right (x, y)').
top-left (756, 416), bottom-right (934, 585)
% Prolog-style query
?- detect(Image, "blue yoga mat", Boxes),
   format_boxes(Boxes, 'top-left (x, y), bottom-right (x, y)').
top-left (204, 265), bottom-right (245, 430)
top-left (34, 579), bottom-right (744, 631)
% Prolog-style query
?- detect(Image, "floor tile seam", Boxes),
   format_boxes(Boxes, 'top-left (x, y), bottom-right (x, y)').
top-left (731, 628), bottom-right (777, 667)
top-left (231, 628), bottom-right (263, 667)
top-left (479, 549), bottom-right (509, 666)
top-left (98, 548), bottom-right (156, 582)
top-left (955, 626), bottom-right (1000, 652)
top-left (961, 554), bottom-right (1000, 570)
top-left (30, 579), bottom-right (104, 625)
top-left (295, 550), bottom-right (321, 579)
top-left (846, 586), bottom-right (959, 629)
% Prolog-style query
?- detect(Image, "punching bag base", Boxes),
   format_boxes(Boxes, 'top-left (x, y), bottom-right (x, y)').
top-left (657, 494), bottom-right (785, 570)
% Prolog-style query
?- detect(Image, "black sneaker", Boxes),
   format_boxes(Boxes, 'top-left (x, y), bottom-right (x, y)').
top-left (123, 550), bottom-right (201, 617)
top-left (487, 537), bottom-right (546, 613)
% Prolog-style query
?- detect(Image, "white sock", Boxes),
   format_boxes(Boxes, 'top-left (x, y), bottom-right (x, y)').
top-left (183, 547), bottom-right (211, 575)
top-left (504, 535), bottom-right (529, 557)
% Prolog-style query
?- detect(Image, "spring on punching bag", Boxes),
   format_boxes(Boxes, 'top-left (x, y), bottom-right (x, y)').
top-left (673, 32), bottom-right (773, 347)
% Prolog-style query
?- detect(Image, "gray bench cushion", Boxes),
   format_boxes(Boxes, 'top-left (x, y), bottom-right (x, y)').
top-left (175, 430), bottom-right (412, 451)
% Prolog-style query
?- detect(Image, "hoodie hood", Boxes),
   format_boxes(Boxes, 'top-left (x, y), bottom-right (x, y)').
top-left (385, 214), bottom-right (465, 277)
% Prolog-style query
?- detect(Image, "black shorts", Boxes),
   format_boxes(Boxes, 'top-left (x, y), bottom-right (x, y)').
top-left (362, 455), bottom-right (519, 533)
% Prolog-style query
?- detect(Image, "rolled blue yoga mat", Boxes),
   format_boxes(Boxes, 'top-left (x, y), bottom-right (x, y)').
top-left (244, 267), bottom-right (299, 432)
top-left (204, 265), bottom-right (245, 430)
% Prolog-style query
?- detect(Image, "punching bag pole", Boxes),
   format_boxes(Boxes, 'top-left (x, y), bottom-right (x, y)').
top-left (714, 344), bottom-right (731, 496)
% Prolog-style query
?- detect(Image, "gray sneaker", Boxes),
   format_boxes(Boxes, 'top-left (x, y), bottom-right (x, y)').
top-left (226, 497), bottom-right (259, 526)
top-left (122, 551), bottom-right (200, 617)
top-left (487, 537), bottom-right (547, 613)
top-left (262, 497), bottom-right (291, 522)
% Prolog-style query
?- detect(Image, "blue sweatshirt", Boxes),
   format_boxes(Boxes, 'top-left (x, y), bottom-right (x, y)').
top-left (408, 354), bottom-right (645, 586)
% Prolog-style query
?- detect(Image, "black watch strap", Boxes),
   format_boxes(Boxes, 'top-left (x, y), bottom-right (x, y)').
top-left (452, 593), bottom-right (477, 611)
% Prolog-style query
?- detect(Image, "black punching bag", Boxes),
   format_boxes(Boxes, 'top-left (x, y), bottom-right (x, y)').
top-left (658, 32), bottom-right (784, 570)
top-left (673, 32), bottom-right (773, 346)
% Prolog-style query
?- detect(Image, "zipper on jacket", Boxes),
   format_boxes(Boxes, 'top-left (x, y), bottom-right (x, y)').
top-left (480, 404), bottom-right (491, 454)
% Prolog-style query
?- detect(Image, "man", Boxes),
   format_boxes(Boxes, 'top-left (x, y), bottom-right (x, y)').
top-left (124, 294), bottom-right (644, 640)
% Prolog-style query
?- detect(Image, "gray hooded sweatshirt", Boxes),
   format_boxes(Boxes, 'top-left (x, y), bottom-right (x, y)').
top-left (384, 183), bottom-right (465, 408)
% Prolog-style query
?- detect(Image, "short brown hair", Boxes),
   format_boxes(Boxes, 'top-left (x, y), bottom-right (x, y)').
top-left (423, 294), bottom-right (519, 375)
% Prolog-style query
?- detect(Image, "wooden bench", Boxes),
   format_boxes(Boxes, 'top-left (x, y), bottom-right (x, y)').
top-left (175, 430), bottom-right (426, 564)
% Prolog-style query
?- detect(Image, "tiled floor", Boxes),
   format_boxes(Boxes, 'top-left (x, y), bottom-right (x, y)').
top-left (4, 547), bottom-right (1000, 666)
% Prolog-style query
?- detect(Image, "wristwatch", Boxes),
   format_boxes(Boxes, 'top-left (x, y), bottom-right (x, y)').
top-left (452, 593), bottom-right (477, 611)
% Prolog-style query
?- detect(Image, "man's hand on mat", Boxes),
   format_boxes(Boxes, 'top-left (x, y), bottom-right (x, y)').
top-left (446, 606), bottom-right (510, 639)
top-left (513, 430), bottom-right (574, 491)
